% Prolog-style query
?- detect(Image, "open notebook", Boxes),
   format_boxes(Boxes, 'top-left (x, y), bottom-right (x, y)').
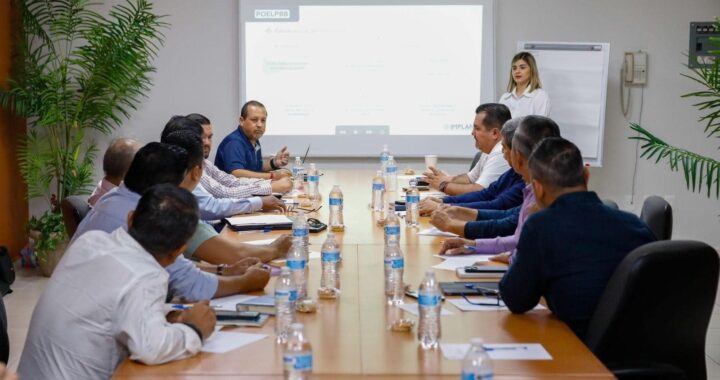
top-left (223, 215), bottom-right (293, 231)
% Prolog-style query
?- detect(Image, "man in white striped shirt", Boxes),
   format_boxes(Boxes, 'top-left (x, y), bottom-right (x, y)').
top-left (186, 113), bottom-right (292, 199)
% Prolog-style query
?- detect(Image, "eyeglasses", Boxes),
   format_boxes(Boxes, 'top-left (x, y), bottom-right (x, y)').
top-left (460, 283), bottom-right (503, 307)
top-left (287, 204), bottom-right (323, 213)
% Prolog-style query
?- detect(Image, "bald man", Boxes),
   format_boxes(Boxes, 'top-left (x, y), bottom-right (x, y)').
top-left (88, 138), bottom-right (142, 206)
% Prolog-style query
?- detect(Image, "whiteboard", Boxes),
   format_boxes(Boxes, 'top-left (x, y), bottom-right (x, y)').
top-left (518, 42), bottom-right (610, 167)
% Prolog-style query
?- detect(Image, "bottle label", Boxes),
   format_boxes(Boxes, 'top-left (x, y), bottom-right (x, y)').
top-left (289, 289), bottom-right (298, 301)
top-left (384, 257), bottom-right (404, 269)
top-left (293, 228), bottom-right (309, 237)
top-left (275, 290), bottom-right (292, 303)
top-left (461, 372), bottom-right (493, 380)
top-left (406, 195), bottom-right (420, 203)
top-left (372, 183), bottom-right (385, 191)
top-left (329, 197), bottom-right (342, 206)
top-left (418, 293), bottom-right (440, 307)
top-left (380, 154), bottom-right (389, 162)
top-left (283, 352), bottom-right (313, 372)
top-left (287, 259), bottom-right (307, 270)
top-left (292, 167), bottom-right (302, 176)
top-left (386, 166), bottom-right (397, 174)
top-left (321, 250), bottom-right (340, 263)
top-left (308, 175), bottom-right (319, 183)
top-left (384, 225), bottom-right (400, 236)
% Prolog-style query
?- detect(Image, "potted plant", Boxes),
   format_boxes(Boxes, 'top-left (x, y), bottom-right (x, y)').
top-left (26, 211), bottom-right (66, 276)
top-left (0, 0), bottom-right (165, 275)
top-left (630, 17), bottom-right (719, 199)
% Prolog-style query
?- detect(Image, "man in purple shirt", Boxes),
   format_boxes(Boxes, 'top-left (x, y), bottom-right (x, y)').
top-left (439, 115), bottom-right (561, 259)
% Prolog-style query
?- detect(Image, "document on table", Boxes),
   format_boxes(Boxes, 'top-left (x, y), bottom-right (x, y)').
top-left (417, 227), bottom-right (459, 237)
top-left (241, 238), bottom-right (278, 245)
top-left (440, 343), bottom-right (552, 360)
top-left (225, 214), bottom-right (293, 226)
top-left (399, 302), bottom-right (454, 316)
top-left (270, 251), bottom-right (321, 265)
top-left (201, 331), bottom-right (267, 354)
top-left (210, 294), bottom-right (255, 311)
top-left (448, 297), bottom-right (547, 312)
top-left (431, 254), bottom-right (491, 271)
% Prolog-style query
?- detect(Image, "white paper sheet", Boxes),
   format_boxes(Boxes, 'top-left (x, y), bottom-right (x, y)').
top-left (398, 302), bottom-right (454, 316)
top-left (440, 343), bottom-right (552, 360)
top-left (241, 238), bottom-right (278, 245)
top-left (448, 298), bottom-right (546, 312)
top-left (270, 251), bottom-right (321, 265)
top-left (210, 294), bottom-right (255, 311)
top-left (431, 254), bottom-right (491, 271)
top-left (201, 331), bottom-right (268, 353)
top-left (225, 214), bottom-right (293, 226)
top-left (417, 227), bottom-right (459, 237)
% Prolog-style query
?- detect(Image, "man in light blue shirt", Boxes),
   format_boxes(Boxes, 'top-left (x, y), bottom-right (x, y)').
top-left (74, 142), bottom-right (272, 301)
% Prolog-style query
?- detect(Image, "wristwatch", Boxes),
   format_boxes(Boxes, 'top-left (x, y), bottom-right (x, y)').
top-left (216, 264), bottom-right (226, 276)
top-left (269, 156), bottom-right (279, 170)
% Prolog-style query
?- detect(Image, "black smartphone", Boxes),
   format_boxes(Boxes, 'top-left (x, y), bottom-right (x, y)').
top-left (216, 310), bottom-right (261, 321)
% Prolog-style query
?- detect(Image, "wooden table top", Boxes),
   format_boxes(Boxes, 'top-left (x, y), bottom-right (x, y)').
top-left (114, 169), bottom-right (613, 379)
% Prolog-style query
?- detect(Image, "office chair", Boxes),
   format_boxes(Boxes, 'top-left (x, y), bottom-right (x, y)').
top-left (469, 152), bottom-right (483, 171)
top-left (60, 196), bottom-right (90, 239)
top-left (640, 195), bottom-right (673, 240)
top-left (602, 199), bottom-right (619, 209)
top-left (585, 240), bottom-right (719, 380)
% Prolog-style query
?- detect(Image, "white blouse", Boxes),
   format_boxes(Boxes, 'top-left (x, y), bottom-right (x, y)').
top-left (499, 87), bottom-right (550, 118)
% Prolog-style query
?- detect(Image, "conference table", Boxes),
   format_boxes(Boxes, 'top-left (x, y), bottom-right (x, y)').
top-left (114, 169), bottom-right (614, 379)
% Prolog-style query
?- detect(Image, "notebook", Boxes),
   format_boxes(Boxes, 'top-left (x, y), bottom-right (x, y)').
top-left (223, 215), bottom-right (293, 231)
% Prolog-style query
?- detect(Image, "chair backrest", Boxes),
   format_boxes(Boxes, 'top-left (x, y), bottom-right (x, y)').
top-left (640, 195), bottom-right (673, 240)
top-left (601, 199), bottom-right (619, 209)
top-left (469, 152), bottom-right (483, 171)
top-left (60, 196), bottom-right (90, 239)
top-left (585, 240), bottom-right (719, 380)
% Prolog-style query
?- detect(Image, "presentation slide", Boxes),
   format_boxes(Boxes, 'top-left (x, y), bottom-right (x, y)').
top-left (239, 0), bottom-right (496, 157)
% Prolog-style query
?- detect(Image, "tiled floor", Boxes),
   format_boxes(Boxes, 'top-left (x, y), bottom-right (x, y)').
top-left (3, 267), bottom-right (720, 377)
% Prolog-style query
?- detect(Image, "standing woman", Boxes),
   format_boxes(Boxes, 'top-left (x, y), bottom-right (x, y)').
top-left (499, 52), bottom-right (550, 117)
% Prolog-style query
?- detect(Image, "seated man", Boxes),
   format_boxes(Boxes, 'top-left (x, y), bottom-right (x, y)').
top-left (426, 118), bottom-right (527, 238)
top-left (74, 142), bottom-right (275, 301)
top-left (438, 115), bottom-right (560, 248)
top-left (419, 117), bottom-right (526, 216)
top-left (499, 137), bottom-right (656, 338)
top-left (422, 103), bottom-right (511, 195)
top-left (215, 100), bottom-right (292, 180)
top-left (160, 116), bottom-right (285, 221)
top-left (19, 185), bottom-right (217, 379)
top-left (88, 138), bottom-right (141, 206)
top-left (186, 113), bottom-right (292, 196)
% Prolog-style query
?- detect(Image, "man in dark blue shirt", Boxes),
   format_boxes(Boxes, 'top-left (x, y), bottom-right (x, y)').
top-left (500, 137), bottom-right (656, 338)
top-left (215, 100), bottom-right (291, 180)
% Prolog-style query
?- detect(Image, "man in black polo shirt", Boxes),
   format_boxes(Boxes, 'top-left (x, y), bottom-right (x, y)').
top-left (499, 137), bottom-right (656, 338)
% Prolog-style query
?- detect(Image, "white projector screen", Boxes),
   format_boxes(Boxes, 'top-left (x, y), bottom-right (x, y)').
top-left (239, 0), bottom-right (495, 158)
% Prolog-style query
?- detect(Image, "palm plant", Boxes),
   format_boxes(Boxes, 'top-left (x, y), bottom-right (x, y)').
top-left (0, 0), bottom-right (165, 263)
top-left (630, 18), bottom-right (720, 199)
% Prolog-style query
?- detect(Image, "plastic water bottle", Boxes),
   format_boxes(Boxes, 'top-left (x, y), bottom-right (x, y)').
top-left (328, 185), bottom-right (344, 231)
top-left (385, 155), bottom-right (398, 191)
top-left (371, 170), bottom-right (385, 212)
top-left (283, 323), bottom-right (313, 380)
top-left (306, 163), bottom-right (320, 205)
top-left (319, 232), bottom-right (341, 295)
top-left (384, 240), bottom-right (404, 305)
top-left (380, 144), bottom-right (390, 170)
top-left (418, 271), bottom-right (442, 349)
top-left (405, 180), bottom-right (420, 227)
top-left (292, 157), bottom-right (304, 194)
top-left (287, 236), bottom-right (308, 301)
top-left (275, 267), bottom-right (297, 343)
top-left (384, 203), bottom-right (401, 245)
top-left (292, 211), bottom-right (310, 257)
top-left (461, 338), bottom-right (494, 379)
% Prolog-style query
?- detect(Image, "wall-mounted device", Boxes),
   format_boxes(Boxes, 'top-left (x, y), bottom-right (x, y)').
top-left (689, 22), bottom-right (719, 68)
top-left (623, 51), bottom-right (647, 85)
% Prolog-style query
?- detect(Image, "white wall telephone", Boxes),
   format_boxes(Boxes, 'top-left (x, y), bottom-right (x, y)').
top-left (623, 51), bottom-right (647, 85)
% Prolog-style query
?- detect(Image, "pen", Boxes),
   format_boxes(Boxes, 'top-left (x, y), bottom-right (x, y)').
top-left (483, 345), bottom-right (528, 351)
top-left (464, 245), bottom-right (477, 252)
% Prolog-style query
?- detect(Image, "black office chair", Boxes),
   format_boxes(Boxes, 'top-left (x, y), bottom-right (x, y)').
top-left (60, 196), bottom-right (90, 239)
top-left (584, 240), bottom-right (719, 380)
top-left (602, 199), bottom-right (619, 209)
top-left (640, 195), bottom-right (673, 240)
top-left (469, 152), bottom-right (483, 170)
